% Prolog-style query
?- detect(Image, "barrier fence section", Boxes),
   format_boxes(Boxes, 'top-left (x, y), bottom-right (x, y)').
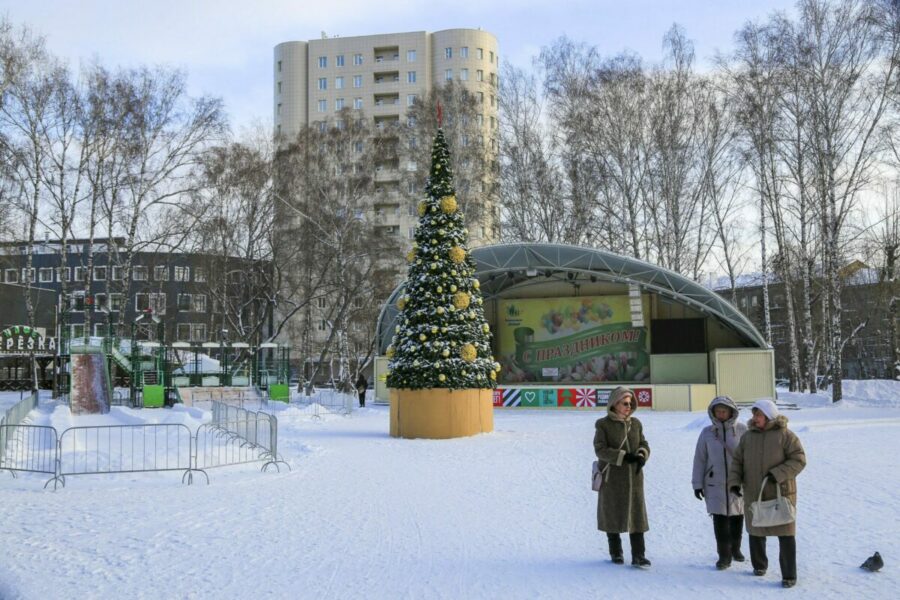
top-left (293, 388), bottom-right (355, 418)
top-left (0, 424), bottom-right (61, 488)
top-left (1, 400), bottom-right (288, 489)
top-left (199, 401), bottom-right (287, 473)
top-left (58, 424), bottom-right (196, 483)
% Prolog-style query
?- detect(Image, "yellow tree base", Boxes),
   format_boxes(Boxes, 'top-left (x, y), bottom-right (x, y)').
top-left (389, 388), bottom-right (494, 439)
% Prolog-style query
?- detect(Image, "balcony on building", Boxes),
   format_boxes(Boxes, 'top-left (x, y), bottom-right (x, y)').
top-left (373, 71), bottom-right (401, 89)
top-left (373, 46), bottom-right (400, 64)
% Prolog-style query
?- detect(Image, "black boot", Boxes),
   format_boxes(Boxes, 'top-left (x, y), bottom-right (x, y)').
top-left (730, 515), bottom-right (745, 562)
top-left (630, 532), bottom-right (651, 569)
top-left (607, 533), bottom-right (624, 564)
top-left (713, 515), bottom-right (732, 570)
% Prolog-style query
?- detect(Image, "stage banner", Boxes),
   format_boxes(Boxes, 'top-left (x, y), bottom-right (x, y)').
top-left (496, 295), bottom-right (650, 385)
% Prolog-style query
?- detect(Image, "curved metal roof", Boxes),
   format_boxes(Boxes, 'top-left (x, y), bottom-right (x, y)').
top-left (376, 243), bottom-right (767, 353)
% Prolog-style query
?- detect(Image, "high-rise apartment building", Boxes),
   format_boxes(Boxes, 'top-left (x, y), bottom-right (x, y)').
top-left (273, 29), bottom-right (500, 381)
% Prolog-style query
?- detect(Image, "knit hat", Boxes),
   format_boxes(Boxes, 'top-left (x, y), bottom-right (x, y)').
top-left (751, 399), bottom-right (779, 420)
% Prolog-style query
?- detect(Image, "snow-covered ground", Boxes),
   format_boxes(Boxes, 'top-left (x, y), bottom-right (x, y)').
top-left (1, 383), bottom-right (898, 599)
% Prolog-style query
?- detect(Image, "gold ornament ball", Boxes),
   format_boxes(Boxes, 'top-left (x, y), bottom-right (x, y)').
top-left (386, 346), bottom-right (395, 358)
top-left (450, 284), bottom-right (457, 293)
top-left (417, 202), bottom-right (427, 216)
top-left (431, 326), bottom-right (438, 334)
top-left (438, 373), bottom-right (446, 382)
top-left (453, 292), bottom-right (471, 310)
top-left (436, 286), bottom-right (443, 293)
top-left (448, 246), bottom-right (466, 264)
top-left (437, 306), bottom-right (445, 315)
top-left (490, 370), bottom-right (497, 380)
top-left (460, 343), bottom-right (477, 362)
top-left (419, 333), bottom-right (427, 341)
top-left (482, 324), bottom-right (490, 333)
top-left (440, 195), bottom-right (458, 214)
top-left (473, 279), bottom-right (480, 289)
top-left (442, 349), bottom-right (450, 357)
top-left (396, 297), bottom-right (407, 310)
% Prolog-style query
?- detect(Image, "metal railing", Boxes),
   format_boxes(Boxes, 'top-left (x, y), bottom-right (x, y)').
top-left (0, 424), bottom-right (61, 488)
top-left (0, 400), bottom-right (288, 489)
top-left (58, 424), bottom-right (196, 479)
top-left (2, 390), bottom-right (39, 427)
top-left (293, 388), bottom-right (355, 418)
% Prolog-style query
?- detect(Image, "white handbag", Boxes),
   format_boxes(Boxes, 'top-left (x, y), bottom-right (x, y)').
top-left (750, 476), bottom-right (796, 527)
top-left (591, 460), bottom-right (608, 491)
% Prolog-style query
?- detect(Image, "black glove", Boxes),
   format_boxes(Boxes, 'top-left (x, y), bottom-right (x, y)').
top-left (765, 472), bottom-right (776, 482)
top-left (730, 486), bottom-right (742, 497)
top-left (622, 453), bottom-right (639, 464)
top-left (694, 489), bottom-right (704, 500)
top-left (634, 455), bottom-right (646, 473)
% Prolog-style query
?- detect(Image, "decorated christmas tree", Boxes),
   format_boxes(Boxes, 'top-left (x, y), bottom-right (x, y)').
top-left (386, 126), bottom-right (499, 390)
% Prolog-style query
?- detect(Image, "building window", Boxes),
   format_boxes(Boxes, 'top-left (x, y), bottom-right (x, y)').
top-left (177, 293), bottom-right (192, 311)
top-left (460, 68), bottom-right (468, 81)
top-left (318, 99), bottom-right (327, 112)
top-left (335, 98), bottom-right (345, 110)
top-left (154, 266), bottom-right (168, 281)
top-left (489, 51), bottom-right (494, 63)
top-left (477, 48), bottom-right (483, 59)
top-left (408, 227), bottom-right (416, 239)
top-left (318, 121), bottom-right (327, 133)
top-left (72, 266), bottom-right (84, 282)
top-left (94, 293), bottom-right (107, 310)
top-left (478, 91), bottom-right (484, 104)
top-left (71, 324), bottom-right (85, 338)
top-left (476, 114), bottom-right (483, 126)
top-left (38, 268), bottom-right (53, 283)
top-left (353, 53), bottom-right (363, 65)
top-left (336, 54), bottom-right (344, 67)
top-left (490, 94), bottom-right (495, 107)
top-left (407, 94), bottom-right (417, 107)
top-left (176, 323), bottom-right (191, 342)
top-left (276, 103), bottom-right (282, 116)
top-left (192, 323), bottom-right (206, 342)
top-left (407, 49), bottom-right (416, 62)
top-left (407, 116), bottom-right (417, 127)
top-left (277, 60), bottom-right (282, 72)
top-left (93, 266), bottom-right (106, 281)
top-left (335, 76), bottom-right (344, 89)
top-left (316, 296), bottom-right (327, 309)
top-left (109, 294), bottom-right (124, 312)
top-left (445, 69), bottom-right (452, 81)
top-left (194, 268), bottom-right (206, 283)
top-left (193, 294), bottom-right (207, 313)
top-left (354, 97), bottom-right (363, 109)
top-left (407, 71), bottom-right (416, 83)
top-left (353, 75), bottom-right (362, 88)
top-left (318, 78), bottom-right (327, 90)
top-left (135, 293), bottom-right (157, 313)
top-left (174, 266), bottom-right (190, 281)
top-left (476, 69), bottom-right (483, 82)
top-left (4, 269), bottom-right (17, 283)
top-left (111, 266), bottom-right (123, 281)
top-left (460, 46), bottom-right (468, 58)
top-left (318, 320), bottom-right (327, 331)
top-left (277, 81), bottom-right (282, 94)
top-left (132, 266), bottom-right (148, 281)
top-left (445, 47), bottom-right (452, 59)
top-left (56, 267), bottom-right (70, 282)
top-left (318, 56), bottom-right (327, 68)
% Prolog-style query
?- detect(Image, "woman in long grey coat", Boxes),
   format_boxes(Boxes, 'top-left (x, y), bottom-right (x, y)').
top-left (728, 399), bottom-right (806, 588)
top-left (593, 386), bottom-right (651, 568)
top-left (691, 396), bottom-right (747, 570)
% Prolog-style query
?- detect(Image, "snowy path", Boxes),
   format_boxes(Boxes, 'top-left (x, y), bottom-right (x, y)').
top-left (1, 403), bottom-right (898, 599)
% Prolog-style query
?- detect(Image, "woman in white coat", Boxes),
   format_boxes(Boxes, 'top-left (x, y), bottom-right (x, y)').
top-left (692, 395), bottom-right (747, 570)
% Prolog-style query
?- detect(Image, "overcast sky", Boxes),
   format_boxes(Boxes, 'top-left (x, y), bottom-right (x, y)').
top-left (1, 0), bottom-right (797, 132)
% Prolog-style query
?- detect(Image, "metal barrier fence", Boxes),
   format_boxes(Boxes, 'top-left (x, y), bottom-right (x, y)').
top-left (205, 401), bottom-right (286, 473)
top-left (1, 401), bottom-right (288, 489)
top-left (58, 424), bottom-right (196, 481)
top-left (2, 390), bottom-right (39, 427)
top-left (293, 388), bottom-right (355, 418)
top-left (0, 424), bottom-right (62, 488)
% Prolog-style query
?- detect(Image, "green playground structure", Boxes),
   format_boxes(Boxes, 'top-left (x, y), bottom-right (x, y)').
top-left (58, 309), bottom-right (290, 409)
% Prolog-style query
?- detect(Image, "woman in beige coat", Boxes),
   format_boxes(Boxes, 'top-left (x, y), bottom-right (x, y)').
top-left (728, 399), bottom-right (806, 588)
top-left (593, 386), bottom-right (651, 568)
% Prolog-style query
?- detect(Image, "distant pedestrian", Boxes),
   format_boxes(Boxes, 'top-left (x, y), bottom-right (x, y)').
top-left (692, 396), bottom-right (747, 570)
top-left (355, 374), bottom-right (367, 408)
top-left (593, 386), bottom-right (651, 568)
top-left (728, 399), bottom-right (806, 588)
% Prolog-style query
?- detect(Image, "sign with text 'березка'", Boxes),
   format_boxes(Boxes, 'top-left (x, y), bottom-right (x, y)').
top-left (1, 326), bottom-right (57, 354)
